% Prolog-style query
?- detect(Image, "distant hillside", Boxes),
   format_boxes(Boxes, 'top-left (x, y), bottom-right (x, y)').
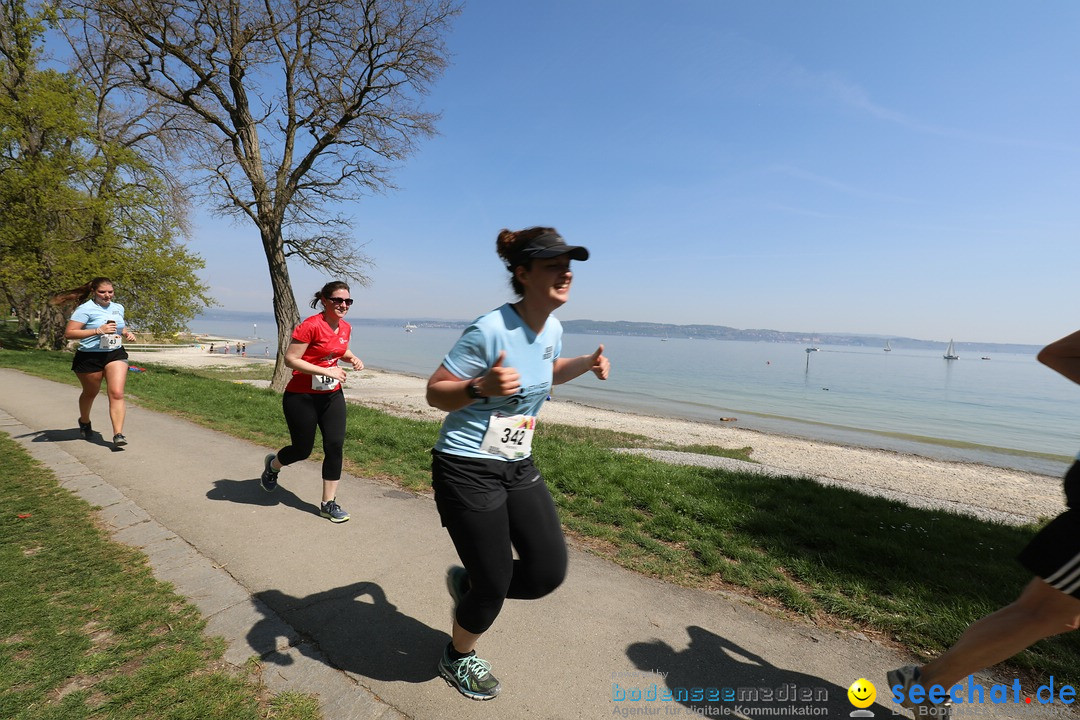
top-left (559, 320), bottom-right (1041, 355)
top-left (347, 316), bottom-right (1040, 355)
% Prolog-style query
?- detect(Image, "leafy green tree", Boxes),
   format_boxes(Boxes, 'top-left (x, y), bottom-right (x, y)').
top-left (0, 0), bottom-right (212, 348)
top-left (0, 0), bottom-right (95, 345)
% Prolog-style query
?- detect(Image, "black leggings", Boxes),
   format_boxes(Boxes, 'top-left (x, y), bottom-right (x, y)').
top-left (277, 390), bottom-right (346, 480)
top-left (442, 479), bottom-right (568, 635)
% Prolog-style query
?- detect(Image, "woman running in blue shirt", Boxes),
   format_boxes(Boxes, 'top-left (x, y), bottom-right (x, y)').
top-left (426, 227), bottom-right (610, 700)
top-left (57, 277), bottom-right (138, 447)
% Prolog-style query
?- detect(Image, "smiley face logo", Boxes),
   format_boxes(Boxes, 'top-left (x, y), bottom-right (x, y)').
top-left (848, 678), bottom-right (876, 708)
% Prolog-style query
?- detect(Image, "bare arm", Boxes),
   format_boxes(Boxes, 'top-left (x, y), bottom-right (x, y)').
top-left (341, 348), bottom-right (364, 371)
top-left (64, 319), bottom-right (115, 340)
top-left (425, 365), bottom-right (478, 412)
top-left (553, 344), bottom-right (610, 385)
top-left (1038, 329), bottom-right (1080, 386)
top-left (284, 340), bottom-right (347, 382)
top-left (426, 351), bottom-right (521, 412)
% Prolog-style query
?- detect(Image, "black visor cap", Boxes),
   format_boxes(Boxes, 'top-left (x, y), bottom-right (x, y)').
top-left (513, 232), bottom-right (589, 264)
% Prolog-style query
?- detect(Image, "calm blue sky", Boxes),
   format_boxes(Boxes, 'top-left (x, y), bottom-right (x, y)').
top-left (190, 1), bottom-right (1080, 345)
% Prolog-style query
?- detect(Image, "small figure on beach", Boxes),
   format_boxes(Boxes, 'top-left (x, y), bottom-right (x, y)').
top-left (209, 343), bottom-right (215, 353)
top-left (425, 227), bottom-right (610, 700)
top-left (259, 281), bottom-right (364, 523)
top-left (52, 277), bottom-right (138, 448)
top-left (886, 327), bottom-right (1080, 718)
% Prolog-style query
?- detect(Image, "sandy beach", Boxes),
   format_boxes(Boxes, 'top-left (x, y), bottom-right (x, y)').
top-left (128, 342), bottom-right (1069, 525)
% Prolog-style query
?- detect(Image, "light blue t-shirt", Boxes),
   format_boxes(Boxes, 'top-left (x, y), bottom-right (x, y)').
top-left (434, 304), bottom-right (562, 460)
top-left (70, 299), bottom-right (126, 352)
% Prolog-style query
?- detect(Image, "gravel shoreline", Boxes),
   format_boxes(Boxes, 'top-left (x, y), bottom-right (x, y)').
top-left (128, 345), bottom-right (1068, 525)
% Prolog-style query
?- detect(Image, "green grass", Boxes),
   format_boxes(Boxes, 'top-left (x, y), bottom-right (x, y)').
top-left (0, 432), bottom-right (319, 720)
top-left (0, 319), bottom-right (41, 351)
top-left (2, 336), bottom-right (1079, 687)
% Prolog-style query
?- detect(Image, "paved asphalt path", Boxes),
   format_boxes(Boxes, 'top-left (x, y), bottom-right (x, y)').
top-left (0, 368), bottom-right (1062, 720)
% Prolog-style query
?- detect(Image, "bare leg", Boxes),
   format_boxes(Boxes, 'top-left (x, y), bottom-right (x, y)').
top-left (921, 578), bottom-right (1080, 689)
top-left (451, 620), bottom-right (482, 655)
top-left (321, 479), bottom-right (339, 504)
top-left (103, 360), bottom-right (129, 435)
top-left (75, 371), bottom-right (104, 423)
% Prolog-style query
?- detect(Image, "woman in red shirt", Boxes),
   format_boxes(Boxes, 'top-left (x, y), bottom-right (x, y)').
top-left (260, 281), bottom-right (364, 522)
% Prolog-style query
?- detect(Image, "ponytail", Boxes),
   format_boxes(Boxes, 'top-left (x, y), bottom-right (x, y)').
top-left (49, 277), bottom-right (113, 306)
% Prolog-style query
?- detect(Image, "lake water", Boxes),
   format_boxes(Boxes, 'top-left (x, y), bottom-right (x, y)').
top-left (189, 310), bottom-right (1079, 477)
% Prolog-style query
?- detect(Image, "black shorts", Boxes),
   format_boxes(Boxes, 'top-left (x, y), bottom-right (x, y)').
top-left (431, 450), bottom-right (544, 524)
top-left (1017, 462), bottom-right (1080, 598)
top-left (72, 348), bottom-right (129, 374)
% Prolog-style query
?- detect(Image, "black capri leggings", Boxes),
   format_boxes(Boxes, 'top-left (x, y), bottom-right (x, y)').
top-left (433, 453), bottom-right (568, 635)
top-left (277, 390), bottom-right (347, 480)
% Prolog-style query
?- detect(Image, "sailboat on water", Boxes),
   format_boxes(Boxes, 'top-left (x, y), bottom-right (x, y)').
top-left (943, 339), bottom-right (959, 360)
top-left (884, 340), bottom-right (892, 352)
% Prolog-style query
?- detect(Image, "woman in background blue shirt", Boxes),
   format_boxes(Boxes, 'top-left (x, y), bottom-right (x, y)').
top-left (57, 277), bottom-right (137, 447)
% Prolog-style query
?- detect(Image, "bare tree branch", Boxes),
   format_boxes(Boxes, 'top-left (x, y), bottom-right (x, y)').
top-left (61, 0), bottom-right (459, 388)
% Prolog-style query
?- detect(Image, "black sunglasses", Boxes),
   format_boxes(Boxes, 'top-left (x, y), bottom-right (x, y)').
top-left (327, 297), bottom-right (354, 306)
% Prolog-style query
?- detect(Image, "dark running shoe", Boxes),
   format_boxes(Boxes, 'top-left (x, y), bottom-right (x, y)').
top-left (446, 565), bottom-right (470, 612)
top-left (112, 433), bottom-right (127, 447)
top-left (78, 419), bottom-right (92, 439)
top-left (320, 498), bottom-right (350, 523)
top-left (260, 454), bottom-right (279, 492)
top-left (886, 665), bottom-right (952, 719)
top-left (438, 645), bottom-right (500, 701)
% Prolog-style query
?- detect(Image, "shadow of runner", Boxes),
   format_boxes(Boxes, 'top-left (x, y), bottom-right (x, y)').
top-left (206, 478), bottom-right (321, 518)
top-left (250, 581), bottom-right (448, 683)
top-left (625, 625), bottom-right (889, 717)
top-left (34, 427), bottom-right (115, 449)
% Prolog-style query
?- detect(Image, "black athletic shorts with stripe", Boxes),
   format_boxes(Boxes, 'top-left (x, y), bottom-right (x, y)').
top-left (1018, 461), bottom-right (1080, 598)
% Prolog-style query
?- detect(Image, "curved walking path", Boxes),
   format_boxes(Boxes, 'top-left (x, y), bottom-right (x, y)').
top-left (0, 369), bottom-right (1067, 720)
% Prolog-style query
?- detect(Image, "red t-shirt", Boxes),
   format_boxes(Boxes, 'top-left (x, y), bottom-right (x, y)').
top-left (283, 314), bottom-right (352, 394)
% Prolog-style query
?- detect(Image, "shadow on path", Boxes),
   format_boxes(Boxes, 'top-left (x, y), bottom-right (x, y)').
top-left (31, 426), bottom-right (119, 451)
top-left (249, 581), bottom-right (447, 683)
top-left (207, 478), bottom-right (321, 518)
top-left (625, 625), bottom-right (890, 717)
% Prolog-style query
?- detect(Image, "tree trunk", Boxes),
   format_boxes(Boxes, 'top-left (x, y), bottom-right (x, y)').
top-left (35, 302), bottom-right (68, 350)
top-left (1, 287), bottom-right (33, 337)
top-left (261, 225), bottom-right (301, 392)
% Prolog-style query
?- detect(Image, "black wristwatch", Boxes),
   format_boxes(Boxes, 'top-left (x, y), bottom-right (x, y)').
top-left (466, 379), bottom-right (484, 399)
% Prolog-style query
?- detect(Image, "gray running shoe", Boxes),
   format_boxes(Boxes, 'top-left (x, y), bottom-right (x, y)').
top-left (320, 498), bottom-right (350, 523)
top-left (78, 419), bottom-right (92, 439)
top-left (438, 646), bottom-right (500, 701)
top-left (112, 433), bottom-right (127, 447)
top-left (886, 665), bottom-right (952, 719)
top-left (260, 454), bottom-right (279, 492)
